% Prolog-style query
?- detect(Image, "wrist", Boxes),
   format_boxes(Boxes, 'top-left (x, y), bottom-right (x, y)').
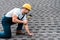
top-left (21, 21), bottom-right (24, 23)
top-left (27, 32), bottom-right (31, 34)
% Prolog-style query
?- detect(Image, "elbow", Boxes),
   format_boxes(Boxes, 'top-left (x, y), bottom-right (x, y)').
top-left (24, 20), bottom-right (28, 25)
top-left (12, 19), bottom-right (16, 23)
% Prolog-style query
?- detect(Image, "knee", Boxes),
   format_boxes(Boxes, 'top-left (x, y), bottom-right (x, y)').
top-left (5, 33), bottom-right (11, 38)
top-left (5, 35), bottom-right (11, 38)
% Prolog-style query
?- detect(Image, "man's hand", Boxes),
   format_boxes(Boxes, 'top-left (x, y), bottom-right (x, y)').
top-left (28, 32), bottom-right (34, 36)
top-left (23, 20), bottom-right (34, 36)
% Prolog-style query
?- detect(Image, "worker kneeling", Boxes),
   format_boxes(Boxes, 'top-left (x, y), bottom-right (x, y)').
top-left (0, 3), bottom-right (33, 38)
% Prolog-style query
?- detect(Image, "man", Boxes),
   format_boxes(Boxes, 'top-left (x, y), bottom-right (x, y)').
top-left (0, 3), bottom-right (33, 38)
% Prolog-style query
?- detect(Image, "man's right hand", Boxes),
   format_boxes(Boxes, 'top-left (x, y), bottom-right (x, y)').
top-left (23, 20), bottom-right (34, 36)
top-left (28, 32), bottom-right (34, 36)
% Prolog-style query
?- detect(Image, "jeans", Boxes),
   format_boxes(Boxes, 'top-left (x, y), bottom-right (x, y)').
top-left (0, 16), bottom-right (23, 38)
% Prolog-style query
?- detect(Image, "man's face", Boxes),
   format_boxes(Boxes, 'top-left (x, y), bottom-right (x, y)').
top-left (23, 8), bottom-right (30, 14)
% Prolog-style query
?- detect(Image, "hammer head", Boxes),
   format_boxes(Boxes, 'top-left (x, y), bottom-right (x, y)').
top-left (27, 14), bottom-right (32, 18)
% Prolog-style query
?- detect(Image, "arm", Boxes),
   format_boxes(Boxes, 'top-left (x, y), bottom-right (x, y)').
top-left (24, 20), bottom-right (30, 34)
top-left (23, 20), bottom-right (33, 36)
top-left (12, 14), bottom-right (23, 23)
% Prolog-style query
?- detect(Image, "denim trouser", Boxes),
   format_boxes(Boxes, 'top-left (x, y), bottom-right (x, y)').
top-left (0, 16), bottom-right (23, 38)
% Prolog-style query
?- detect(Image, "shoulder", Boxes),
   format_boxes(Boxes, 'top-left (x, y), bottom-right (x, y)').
top-left (13, 8), bottom-right (21, 11)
